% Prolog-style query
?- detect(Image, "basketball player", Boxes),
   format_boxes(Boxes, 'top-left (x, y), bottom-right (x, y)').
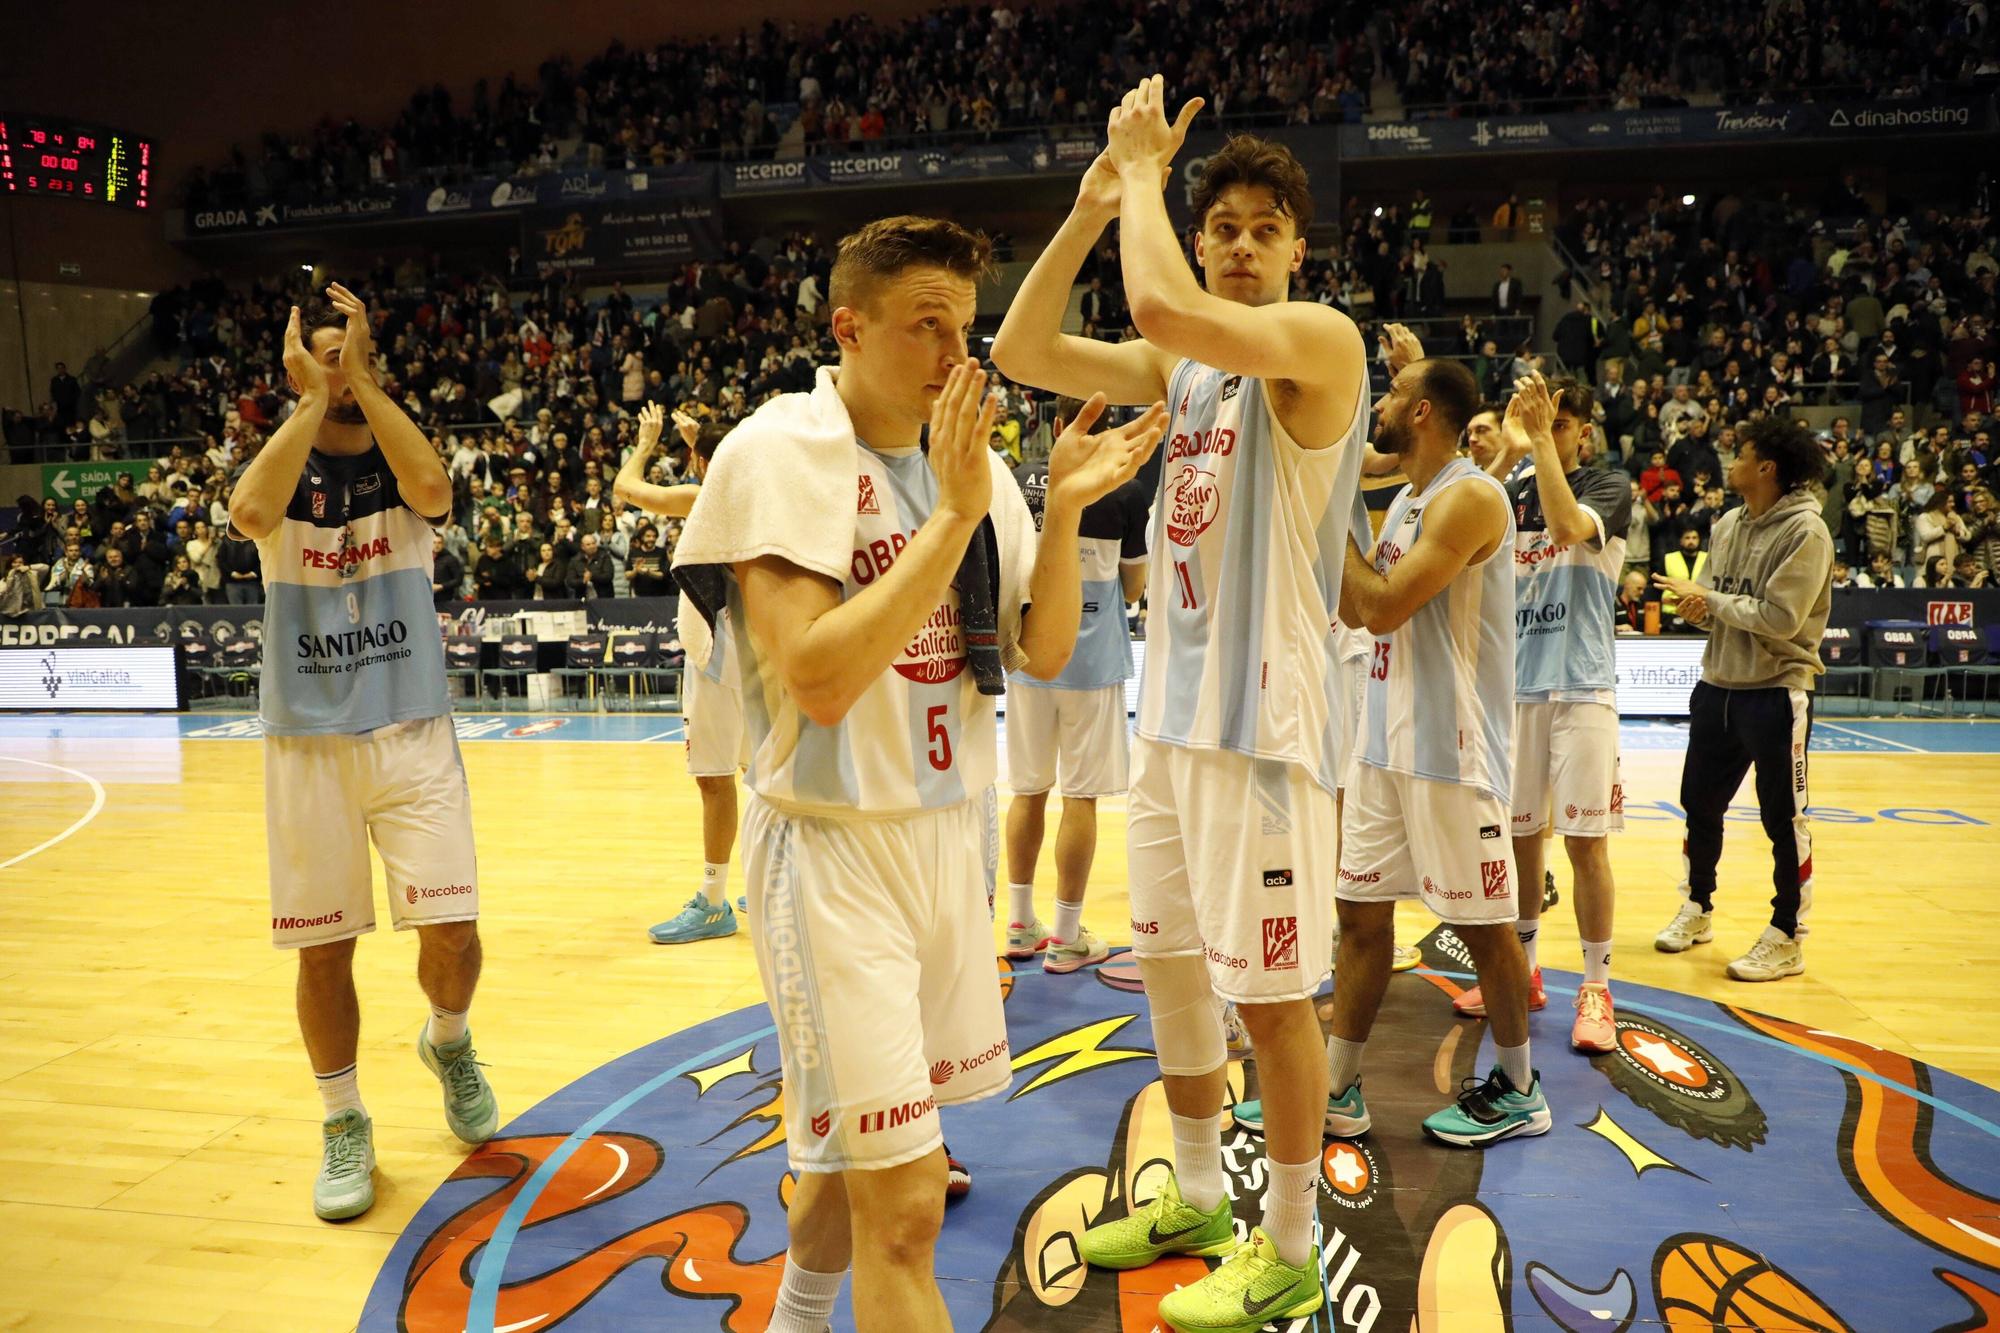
top-left (671, 215), bottom-right (1166, 1329)
top-left (1332, 357), bottom-right (1551, 1147)
top-left (1003, 394), bottom-right (1150, 974)
top-left (994, 78), bottom-right (1370, 1326)
top-left (1651, 417), bottom-right (1832, 980)
top-left (612, 403), bottom-right (746, 943)
top-left (230, 286), bottom-right (496, 1222)
top-left (1452, 372), bottom-right (1631, 1053)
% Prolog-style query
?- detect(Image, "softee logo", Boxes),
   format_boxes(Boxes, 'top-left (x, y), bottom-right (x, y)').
top-left (1623, 799), bottom-right (1985, 827)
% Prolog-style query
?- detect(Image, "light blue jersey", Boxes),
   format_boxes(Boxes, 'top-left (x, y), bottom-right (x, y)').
top-left (1509, 462), bottom-right (1633, 704)
top-left (1357, 457), bottom-right (1516, 803)
top-left (1008, 464), bottom-right (1149, 691)
top-left (1134, 360), bottom-right (1370, 794)
top-left (250, 445), bottom-right (448, 735)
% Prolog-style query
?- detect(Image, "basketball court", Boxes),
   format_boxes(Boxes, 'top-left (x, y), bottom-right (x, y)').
top-left (2, 712), bottom-right (1998, 1330)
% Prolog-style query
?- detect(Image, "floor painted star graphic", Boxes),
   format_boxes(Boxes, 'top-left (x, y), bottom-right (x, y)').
top-left (1326, 1145), bottom-right (1368, 1191)
top-left (1628, 1034), bottom-right (1700, 1081)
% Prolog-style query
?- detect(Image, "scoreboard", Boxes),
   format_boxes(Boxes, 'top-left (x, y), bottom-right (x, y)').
top-left (0, 115), bottom-right (153, 209)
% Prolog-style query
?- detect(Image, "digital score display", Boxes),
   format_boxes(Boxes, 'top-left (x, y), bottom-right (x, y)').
top-left (0, 116), bottom-right (153, 208)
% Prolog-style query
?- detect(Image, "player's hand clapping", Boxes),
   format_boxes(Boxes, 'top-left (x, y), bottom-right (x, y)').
top-left (1501, 369), bottom-right (1555, 467)
top-left (325, 283), bottom-right (375, 392)
top-left (1379, 323), bottom-right (1425, 374)
top-left (282, 306), bottom-right (327, 402)
top-left (1106, 75), bottom-right (1204, 178)
top-left (635, 402), bottom-right (666, 453)
top-left (929, 361), bottom-right (997, 527)
top-left (1046, 393), bottom-right (1170, 511)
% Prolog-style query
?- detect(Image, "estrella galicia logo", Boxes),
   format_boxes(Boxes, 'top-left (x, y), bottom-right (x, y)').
top-left (41, 651), bottom-right (61, 699)
top-left (1597, 1013), bottom-right (1768, 1149)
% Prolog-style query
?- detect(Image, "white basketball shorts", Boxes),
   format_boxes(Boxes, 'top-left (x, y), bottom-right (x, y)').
top-left (684, 661), bottom-right (745, 778)
top-left (265, 714), bottom-right (478, 948)
top-left (1126, 736), bottom-right (1336, 1004)
top-left (744, 792), bottom-right (1011, 1173)
top-left (1510, 699), bottom-right (1625, 838)
top-left (1006, 682), bottom-right (1130, 797)
top-left (1338, 761), bottom-right (1518, 925)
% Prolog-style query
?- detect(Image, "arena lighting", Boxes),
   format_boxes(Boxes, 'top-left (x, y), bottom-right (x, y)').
top-left (1681, 193), bottom-right (1696, 206)
top-left (1373, 205), bottom-right (1383, 217)
top-left (300, 263), bottom-right (314, 272)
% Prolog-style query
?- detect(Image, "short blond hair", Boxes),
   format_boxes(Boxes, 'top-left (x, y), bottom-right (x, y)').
top-left (828, 215), bottom-right (994, 311)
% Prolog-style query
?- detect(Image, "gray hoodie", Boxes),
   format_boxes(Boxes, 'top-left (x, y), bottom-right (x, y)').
top-left (1696, 488), bottom-right (1834, 691)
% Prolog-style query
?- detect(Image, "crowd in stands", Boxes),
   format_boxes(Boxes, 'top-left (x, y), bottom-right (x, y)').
top-left (179, 0), bottom-right (1998, 209)
top-left (11, 162), bottom-right (2000, 612)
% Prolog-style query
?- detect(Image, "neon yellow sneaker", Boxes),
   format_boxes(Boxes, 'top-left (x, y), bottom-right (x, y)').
top-left (1077, 1171), bottom-right (1236, 1270)
top-left (1155, 1226), bottom-right (1323, 1332)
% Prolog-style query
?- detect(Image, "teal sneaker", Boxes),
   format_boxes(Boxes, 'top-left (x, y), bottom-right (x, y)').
top-left (1232, 1080), bottom-right (1370, 1139)
top-left (648, 895), bottom-right (738, 945)
top-left (313, 1108), bottom-right (375, 1220)
top-left (1422, 1064), bottom-right (1552, 1147)
top-left (1078, 1171), bottom-right (1237, 1270)
top-left (1155, 1226), bottom-right (1323, 1332)
top-left (736, 895), bottom-right (747, 915)
top-left (418, 1029), bottom-right (500, 1144)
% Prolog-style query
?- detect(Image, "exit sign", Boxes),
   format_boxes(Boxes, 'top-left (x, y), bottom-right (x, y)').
top-left (56, 261), bottom-right (81, 277)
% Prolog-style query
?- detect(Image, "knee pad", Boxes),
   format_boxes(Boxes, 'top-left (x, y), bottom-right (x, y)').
top-left (1142, 954), bottom-right (1227, 1077)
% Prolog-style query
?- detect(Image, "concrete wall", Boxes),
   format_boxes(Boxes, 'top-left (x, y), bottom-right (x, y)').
top-left (0, 282), bottom-right (159, 416)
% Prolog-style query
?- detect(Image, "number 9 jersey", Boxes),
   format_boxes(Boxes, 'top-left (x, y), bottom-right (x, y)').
top-left (250, 445), bottom-right (450, 736)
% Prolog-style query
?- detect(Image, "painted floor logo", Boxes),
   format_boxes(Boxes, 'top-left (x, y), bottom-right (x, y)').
top-left (364, 939), bottom-right (2000, 1332)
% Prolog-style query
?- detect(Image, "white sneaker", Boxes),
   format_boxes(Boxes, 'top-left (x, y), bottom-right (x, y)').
top-left (1654, 901), bottom-right (1715, 953)
top-left (1005, 917), bottom-right (1053, 960)
top-left (1727, 926), bottom-right (1804, 981)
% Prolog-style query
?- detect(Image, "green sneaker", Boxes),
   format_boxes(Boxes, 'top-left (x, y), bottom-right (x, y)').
top-left (313, 1108), bottom-right (375, 1221)
top-left (1078, 1171), bottom-right (1236, 1270)
top-left (1422, 1064), bottom-right (1552, 1147)
top-left (1155, 1226), bottom-right (1323, 1332)
top-left (419, 1029), bottom-right (500, 1144)
top-left (1232, 1080), bottom-right (1370, 1139)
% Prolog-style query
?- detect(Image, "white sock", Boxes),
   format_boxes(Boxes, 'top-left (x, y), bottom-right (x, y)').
top-left (1262, 1155), bottom-right (1321, 1268)
top-left (769, 1258), bottom-right (846, 1333)
top-left (1007, 881), bottom-right (1036, 927)
top-left (1496, 1039), bottom-right (1533, 1092)
top-left (1326, 1034), bottom-right (1366, 1095)
top-left (1581, 937), bottom-right (1613, 985)
top-left (1515, 918), bottom-right (1540, 971)
top-left (314, 1062), bottom-right (364, 1119)
top-left (426, 1005), bottom-right (469, 1046)
top-left (1053, 898), bottom-right (1083, 944)
top-left (1169, 1110), bottom-right (1226, 1213)
top-left (698, 861), bottom-right (729, 908)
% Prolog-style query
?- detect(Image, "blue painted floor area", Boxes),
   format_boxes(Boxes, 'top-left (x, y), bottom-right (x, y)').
top-left (3, 712), bottom-right (1999, 753)
top-left (356, 941), bottom-right (2000, 1333)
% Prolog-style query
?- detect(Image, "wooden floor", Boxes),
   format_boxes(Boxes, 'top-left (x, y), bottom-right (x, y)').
top-left (2, 718), bottom-right (1998, 1331)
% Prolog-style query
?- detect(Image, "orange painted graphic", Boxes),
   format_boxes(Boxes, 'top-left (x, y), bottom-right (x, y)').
top-left (398, 1132), bottom-right (781, 1332)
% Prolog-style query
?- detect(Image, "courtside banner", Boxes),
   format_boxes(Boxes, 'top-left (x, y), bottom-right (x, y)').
top-left (0, 645), bottom-right (184, 711)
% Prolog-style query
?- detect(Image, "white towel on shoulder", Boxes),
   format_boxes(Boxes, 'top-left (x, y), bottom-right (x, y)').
top-left (672, 365), bottom-right (1037, 677)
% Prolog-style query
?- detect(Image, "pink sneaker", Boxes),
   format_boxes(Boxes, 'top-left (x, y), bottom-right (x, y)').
top-left (1452, 967), bottom-right (1547, 1017)
top-left (1571, 982), bottom-right (1616, 1053)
